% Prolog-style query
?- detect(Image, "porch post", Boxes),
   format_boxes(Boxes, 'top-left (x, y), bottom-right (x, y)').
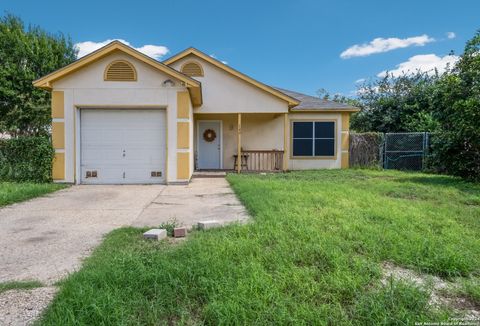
top-left (237, 113), bottom-right (242, 173)
top-left (283, 113), bottom-right (288, 171)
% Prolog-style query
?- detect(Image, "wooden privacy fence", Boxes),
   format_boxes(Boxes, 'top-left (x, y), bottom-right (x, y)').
top-left (349, 132), bottom-right (384, 168)
top-left (240, 150), bottom-right (284, 171)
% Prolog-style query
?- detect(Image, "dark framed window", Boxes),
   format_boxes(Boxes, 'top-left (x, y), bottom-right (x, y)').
top-left (292, 121), bottom-right (335, 157)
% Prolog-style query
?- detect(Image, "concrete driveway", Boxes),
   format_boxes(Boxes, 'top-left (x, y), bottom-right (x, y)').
top-left (0, 177), bottom-right (248, 285)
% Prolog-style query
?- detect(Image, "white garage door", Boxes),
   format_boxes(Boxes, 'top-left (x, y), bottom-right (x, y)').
top-left (80, 109), bottom-right (166, 184)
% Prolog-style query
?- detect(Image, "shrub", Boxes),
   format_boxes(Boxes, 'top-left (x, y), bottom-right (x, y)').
top-left (0, 136), bottom-right (54, 182)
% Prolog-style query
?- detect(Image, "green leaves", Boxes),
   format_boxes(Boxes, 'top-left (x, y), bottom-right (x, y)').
top-left (351, 30), bottom-right (480, 181)
top-left (351, 72), bottom-right (441, 133)
top-left (0, 14), bottom-right (77, 136)
top-left (0, 136), bottom-right (54, 182)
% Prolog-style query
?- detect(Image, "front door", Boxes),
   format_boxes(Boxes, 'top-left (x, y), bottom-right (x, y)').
top-left (197, 121), bottom-right (221, 169)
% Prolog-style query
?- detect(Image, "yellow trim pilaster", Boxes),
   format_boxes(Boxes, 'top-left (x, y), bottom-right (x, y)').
top-left (51, 91), bottom-right (64, 118)
top-left (177, 152), bottom-right (190, 179)
top-left (52, 152), bottom-right (65, 180)
top-left (341, 112), bottom-right (350, 131)
top-left (341, 153), bottom-right (349, 169)
top-left (177, 122), bottom-right (190, 149)
top-left (52, 122), bottom-right (65, 149)
top-left (341, 132), bottom-right (349, 151)
top-left (177, 91), bottom-right (190, 119)
top-left (341, 113), bottom-right (350, 169)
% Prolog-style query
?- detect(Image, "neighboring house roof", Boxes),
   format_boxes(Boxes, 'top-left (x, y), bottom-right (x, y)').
top-left (163, 47), bottom-right (300, 108)
top-left (274, 88), bottom-right (360, 112)
top-left (33, 41), bottom-right (203, 106)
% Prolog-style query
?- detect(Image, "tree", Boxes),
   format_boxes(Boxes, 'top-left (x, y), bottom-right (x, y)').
top-left (0, 14), bottom-right (77, 136)
top-left (429, 31), bottom-right (480, 181)
top-left (315, 88), bottom-right (361, 107)
top-left (350, 72), bottom-right (440, 133)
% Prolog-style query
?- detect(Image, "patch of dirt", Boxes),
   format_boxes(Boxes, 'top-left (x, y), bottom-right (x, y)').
top-left (0, 286), bottom-right (57, 325)
top-left (383, 190), bottom-right (433, 201)
top-left (381, 262), bottom-right (480, 319)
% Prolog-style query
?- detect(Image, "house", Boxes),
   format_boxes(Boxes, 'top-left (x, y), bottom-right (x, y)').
top-left (33, 41), bottom-right (359, 184)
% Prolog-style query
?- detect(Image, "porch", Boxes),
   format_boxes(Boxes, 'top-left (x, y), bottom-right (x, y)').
top-left (194, 113), bottom-right (288, 172)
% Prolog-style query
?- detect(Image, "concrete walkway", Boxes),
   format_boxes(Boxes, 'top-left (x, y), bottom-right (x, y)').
top-left (132, 177), bottom-right (248, 227)
top-left (0, 177), bottom-right (248, 325)
top-left (0, 177), bottom-right (248, 285)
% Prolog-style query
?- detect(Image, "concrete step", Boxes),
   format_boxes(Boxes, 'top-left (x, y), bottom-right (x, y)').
top-left (193, 171), bottom-right (228, 178)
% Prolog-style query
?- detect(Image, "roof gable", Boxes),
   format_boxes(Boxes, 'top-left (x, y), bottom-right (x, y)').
top-left (33, 41), bottom-right (202, 106)
top-left (163, 48), bottom-right (300, 107)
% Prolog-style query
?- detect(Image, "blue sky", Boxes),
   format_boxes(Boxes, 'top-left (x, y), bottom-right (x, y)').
top-left (2, 0), bottom-right (479, 96)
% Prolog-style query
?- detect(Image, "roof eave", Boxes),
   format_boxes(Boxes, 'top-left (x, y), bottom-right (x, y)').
top-left (164, 47), bottom-right (300, 107)
top-left (33, 41), bottom-right (201, 90)
top-left (290, 108), bottom-right (360, 113)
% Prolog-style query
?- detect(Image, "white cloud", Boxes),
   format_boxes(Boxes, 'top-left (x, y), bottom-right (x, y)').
top-left (209, 54), bottom-right (228, 65)
top-left (377, 54), bottom-right (459, 78)
top-left (446, 32), bottom-right (456, 39)
top-left (74, 39), bottom-right (169, 60)
top-left (355, 78), bottom-right (366, 84)
top-left (340, 34), bottom-right (435, 59)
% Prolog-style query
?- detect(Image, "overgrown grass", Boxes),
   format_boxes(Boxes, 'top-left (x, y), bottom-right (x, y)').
top-left (454, 277), bottom-right (480, 305)
top-left (0, 280), bottom-right (44, 294)
top-left (40, 170), bottom-right (479, 325)
top-left (0, 182), bottom-right (67, 207)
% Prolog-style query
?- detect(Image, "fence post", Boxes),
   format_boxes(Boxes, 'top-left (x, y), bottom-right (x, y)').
top-left (381, 133), bottom-right (387, 169)
top-left (422, 132), bottom-right (429, 170)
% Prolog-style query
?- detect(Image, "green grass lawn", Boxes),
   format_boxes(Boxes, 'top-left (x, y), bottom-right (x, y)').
top-left (0, 280), bottom-right (44, 294)
top-left (0, 182), bottom-right (67, 207)
top-left (40, 170), bottom-right (480, 325)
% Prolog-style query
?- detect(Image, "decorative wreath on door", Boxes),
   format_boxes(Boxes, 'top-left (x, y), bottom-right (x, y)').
top-left (203, 129), bottom-right (217, 142)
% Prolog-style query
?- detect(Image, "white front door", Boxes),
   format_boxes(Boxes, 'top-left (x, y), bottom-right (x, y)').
top-left (80, 109), bottom-right (166, 184)
top-left (197, 121), bottom-right (222, 169)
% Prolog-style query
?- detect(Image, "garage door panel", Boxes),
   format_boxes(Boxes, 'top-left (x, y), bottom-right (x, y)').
top-left (124, 153), bottom-right (161, 162)
top-left (82, 149), bottom-right (123, 164)
top-left (80, 109), bottom-right (166, 184)
top-left (125, 131), bottom-right (163, 144)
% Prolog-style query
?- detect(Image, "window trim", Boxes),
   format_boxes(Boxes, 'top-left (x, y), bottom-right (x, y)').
top-left (290, 119), bottom-right (337, 160)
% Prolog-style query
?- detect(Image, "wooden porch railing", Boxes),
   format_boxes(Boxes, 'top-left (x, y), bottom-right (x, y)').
top-left (238, 150), bottom-right (284, 171)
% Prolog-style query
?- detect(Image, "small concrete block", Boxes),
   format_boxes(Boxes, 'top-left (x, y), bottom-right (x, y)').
top-left (143, 229), bottom-right (167, 240)
top-left (197, 220), bottom-right (221, 230)
top-left (173, 227), bottom-right (187, 238)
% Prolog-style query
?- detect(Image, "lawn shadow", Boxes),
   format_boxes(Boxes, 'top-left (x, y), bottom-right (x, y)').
top-left (393, 175), bottom-right (480, 195)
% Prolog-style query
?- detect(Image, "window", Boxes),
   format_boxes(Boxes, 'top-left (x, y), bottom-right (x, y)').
top-left (292, 121), bottom-right (336, 157)
top-left (104, 60), bottom-right (137, 81)
top-left (181, 61), bottom-right (204, 77)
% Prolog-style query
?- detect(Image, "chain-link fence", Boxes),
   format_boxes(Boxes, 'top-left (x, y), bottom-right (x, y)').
top-left (383, 132), bottom-right (429, 171)
top-left (350, 132), bottom-right (430, 171)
